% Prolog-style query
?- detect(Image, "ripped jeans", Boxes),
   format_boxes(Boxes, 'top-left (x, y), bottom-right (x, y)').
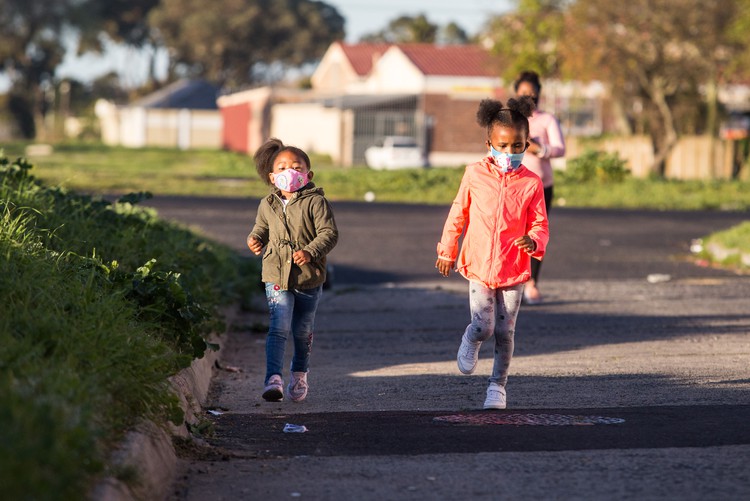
top-left (264, 283), bottom-right (322, 384)
top-left (464, 281), bottom-right (525, 387)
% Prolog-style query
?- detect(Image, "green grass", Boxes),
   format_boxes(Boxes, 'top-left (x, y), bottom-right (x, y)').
top-left (0, 152), bottom-right (257, 499)
top-left (4, 141), bottom-right (749, 210)
top-left (700, 221), bottom-right (750, 270)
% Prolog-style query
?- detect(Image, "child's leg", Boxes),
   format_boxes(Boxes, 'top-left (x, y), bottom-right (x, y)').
top-left (489, 283), bottom-right (524, 387)
top-left (289, 285), bottom-right (322, 373)
top-left (465, 282), bottom-right (497, 343)
top-left (264, 283), bottom-right (294, 384)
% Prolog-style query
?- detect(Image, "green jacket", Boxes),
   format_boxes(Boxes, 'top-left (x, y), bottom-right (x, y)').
top-left (249, 183), bottom-right (338, 290)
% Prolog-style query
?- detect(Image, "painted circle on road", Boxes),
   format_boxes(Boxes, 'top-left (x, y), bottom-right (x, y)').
top-left (433, 413), bottom-right (626, 426)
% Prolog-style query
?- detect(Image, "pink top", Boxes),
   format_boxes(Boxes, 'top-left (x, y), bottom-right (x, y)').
top-left (437, 157), bottom-right (549, 289)
top-left (524, 110), bottom-right (566, 188)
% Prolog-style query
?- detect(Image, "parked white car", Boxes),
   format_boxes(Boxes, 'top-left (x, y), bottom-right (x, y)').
top-left (364, 136), bottom-right (426, 170)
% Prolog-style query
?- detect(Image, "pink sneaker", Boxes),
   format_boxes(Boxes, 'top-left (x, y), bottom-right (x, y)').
top-left (262, 374), bottom-right (284, 402)
top-left (287, 372), bottom-right (309, 402)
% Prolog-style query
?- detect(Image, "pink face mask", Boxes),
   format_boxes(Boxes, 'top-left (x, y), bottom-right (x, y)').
top-left (273, 169), bottom-right (309, 192)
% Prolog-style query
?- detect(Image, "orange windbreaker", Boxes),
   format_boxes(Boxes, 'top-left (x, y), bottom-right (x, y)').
top-left (437, 157), bottom-right (549, 289)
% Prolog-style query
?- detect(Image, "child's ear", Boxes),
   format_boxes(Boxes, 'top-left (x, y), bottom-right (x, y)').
top-left (524, 141), bottom-right (530, 152)
top-left (307, 171), bottom-right (314, 180)
top-left (268, 172), bottom-right (275, 184)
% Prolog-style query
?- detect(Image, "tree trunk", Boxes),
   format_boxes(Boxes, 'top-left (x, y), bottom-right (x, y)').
top-left (649, 80), bottom-right (678, 177)
top-left (610, 96), bottom-right (633, 136)
top-left (704, 76), bottom-right (719, 177)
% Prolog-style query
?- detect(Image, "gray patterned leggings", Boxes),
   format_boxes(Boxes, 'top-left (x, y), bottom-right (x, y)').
top-left (464, 282), bottom-right (525, 386)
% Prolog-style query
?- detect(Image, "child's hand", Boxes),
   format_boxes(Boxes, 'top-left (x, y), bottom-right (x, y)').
top-left (247, 235), bottom-right (263, 255)
top-left (514, 235), bottom-right (537, 253)
top-left (435, 258), bottom-right (454, 277)
top-left (293, 250), bottom-right (313, 266)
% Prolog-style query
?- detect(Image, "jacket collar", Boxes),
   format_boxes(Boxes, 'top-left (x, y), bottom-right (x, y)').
top-left (482, 156), bottom-right (526, 178)
top-left (266, 182), bottom-right (322, 203)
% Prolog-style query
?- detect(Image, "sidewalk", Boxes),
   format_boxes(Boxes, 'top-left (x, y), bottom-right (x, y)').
top-left (169, 276), bottom-right (750, 500)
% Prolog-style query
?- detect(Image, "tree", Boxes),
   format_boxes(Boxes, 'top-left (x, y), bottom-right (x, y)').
top-left (562, 0), bottom-right (745, 176)
top-left (360, 14), bottom-right (438, 43)
top-left (148, 0), bottom-right (344, 87)
top-left (0, 0), bottom-right (161, 139)
top-left (438, 22), bottom-right (471, 45)
top-left (481, 0), bottom-right (566, 82)
top-left (0, 0), bottom-right (75, 138)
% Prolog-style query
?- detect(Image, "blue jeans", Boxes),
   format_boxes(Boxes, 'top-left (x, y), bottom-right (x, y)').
top-left (464, 282), bottom-right (525, 386)
top-left (264, 283), bottom-right (322, 384)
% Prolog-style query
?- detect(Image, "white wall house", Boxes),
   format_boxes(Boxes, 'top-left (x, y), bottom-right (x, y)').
top-left (95, 79), bottom-right (222, 150)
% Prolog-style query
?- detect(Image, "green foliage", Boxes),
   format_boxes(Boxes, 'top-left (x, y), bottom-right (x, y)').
top-left (149, 0), bottom-right (345, 85)
top-left (0, 152), bottom-right (257, 498)
top-left (484, 0), bottom-right (566, 80)
top-left (708, 221), bottom-right (750, 250)
top-left (361, 14), bottom-right (439, 43)
top-left (560, 149), bottom-right (630, 183)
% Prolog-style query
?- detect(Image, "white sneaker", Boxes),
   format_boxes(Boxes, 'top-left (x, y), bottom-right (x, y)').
top-left (287, 371), bottom-right (309, 402)
top-left (457, 334), bottom-right (481, 374)
top-left (483, 383), bottom-right (507, 410)
top-left (262, 374), bottom-right (284, 402)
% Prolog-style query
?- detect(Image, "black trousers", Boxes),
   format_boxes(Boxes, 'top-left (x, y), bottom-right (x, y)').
top-left (530, 185), bottom-right (554, 282)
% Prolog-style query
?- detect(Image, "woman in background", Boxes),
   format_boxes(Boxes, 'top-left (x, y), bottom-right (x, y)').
top-left (514, 71), bottom-right (565, 305)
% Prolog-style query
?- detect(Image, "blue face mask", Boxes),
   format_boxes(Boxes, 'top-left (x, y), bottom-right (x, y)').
top-left (490, 146), bottom-right (524, 173)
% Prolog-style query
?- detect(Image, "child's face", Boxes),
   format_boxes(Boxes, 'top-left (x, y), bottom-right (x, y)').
top-left (486, 125), bottom-right (529, 155)
top-left (269, 150), bottom-right (313, 185)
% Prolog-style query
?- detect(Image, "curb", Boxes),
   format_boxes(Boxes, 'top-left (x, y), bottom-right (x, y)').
top-left (90, 338), bottom-right (221, 501)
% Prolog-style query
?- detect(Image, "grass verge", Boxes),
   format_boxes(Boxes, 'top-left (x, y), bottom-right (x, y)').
top-left (3, 141), bottom-right (748, 210)
top-left (0, 153), bottom-right (257, 499)
top-left (696, 221), bottom-right (750, 271)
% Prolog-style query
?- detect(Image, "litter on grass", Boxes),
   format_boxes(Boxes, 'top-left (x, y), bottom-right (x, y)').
top-left (283, 423), bottom-right (308, 433)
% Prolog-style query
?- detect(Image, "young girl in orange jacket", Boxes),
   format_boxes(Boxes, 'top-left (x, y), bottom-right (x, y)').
top-left (436, 96), bottom-right (549, 410)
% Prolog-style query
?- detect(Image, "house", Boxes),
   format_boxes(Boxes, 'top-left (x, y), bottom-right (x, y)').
top-left (277, 42), bottom-right (507, 166)
top-left (95, 79), bottom-right (222, 150)
top-left (216, 87), bottom-right (273, 155)
top-left (220, 42), bottom-right (606, 166)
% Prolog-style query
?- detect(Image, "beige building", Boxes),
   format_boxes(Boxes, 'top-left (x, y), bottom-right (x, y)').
top-left (95, 79), bottom-right (222, 150)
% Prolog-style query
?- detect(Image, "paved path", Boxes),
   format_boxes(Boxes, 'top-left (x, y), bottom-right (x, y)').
top-left (143, 197), bottom-right (750, 500)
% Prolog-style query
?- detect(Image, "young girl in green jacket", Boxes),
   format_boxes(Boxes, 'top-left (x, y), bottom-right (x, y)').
top-left (247, 138), bottom-right (339, 402)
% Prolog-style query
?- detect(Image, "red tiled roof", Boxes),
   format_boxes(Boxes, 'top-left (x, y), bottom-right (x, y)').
top-left (338, 43), bottom-right (497, 78)
top-left (396, 44), bottom-right (496, 77)
top-left (339, 43), bottom-right (391, 76)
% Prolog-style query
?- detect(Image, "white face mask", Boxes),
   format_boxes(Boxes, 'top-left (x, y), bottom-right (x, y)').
top-left (273, 169), bottom-right (309, 192)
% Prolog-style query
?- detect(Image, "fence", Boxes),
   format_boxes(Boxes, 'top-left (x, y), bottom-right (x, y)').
top-left (95, 100), bottom-right (222, 150)
top-left (565, 135), bottom-right (738, 180)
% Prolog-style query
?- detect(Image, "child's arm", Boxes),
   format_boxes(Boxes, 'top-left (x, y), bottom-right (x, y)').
top-left (436, 168), bottom-right (471, 274)
top-left (523, 181), bottom-right (549, 259)
top-left (301, 197), bottom-right (338, 262)
top-left (247, 235), bottom-right (264, 255)
top-left (247, 201), bottom-right (270, 255)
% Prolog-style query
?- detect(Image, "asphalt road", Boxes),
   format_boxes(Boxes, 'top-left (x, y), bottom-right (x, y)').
top-left (143, 195), bottom-right (748, 285)
top-left (142, 196), bottom-right (750, 501)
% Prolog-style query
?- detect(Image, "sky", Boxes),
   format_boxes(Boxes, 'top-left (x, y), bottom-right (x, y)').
top-left (2, 0), bottom-right (514, 90)
top-left (327, 0), bottom-right (513, 42)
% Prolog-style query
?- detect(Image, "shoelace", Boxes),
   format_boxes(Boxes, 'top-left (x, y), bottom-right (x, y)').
top-left (460, 341), bottom-right (479, 360)
top-left (291, 377), bottom-right (308, 394)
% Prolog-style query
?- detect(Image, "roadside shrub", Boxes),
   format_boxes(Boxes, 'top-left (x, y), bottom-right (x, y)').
top-left (0, 152), bottom-right (258, 498)
top-left (561, 149), bottom-right (630, 183)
